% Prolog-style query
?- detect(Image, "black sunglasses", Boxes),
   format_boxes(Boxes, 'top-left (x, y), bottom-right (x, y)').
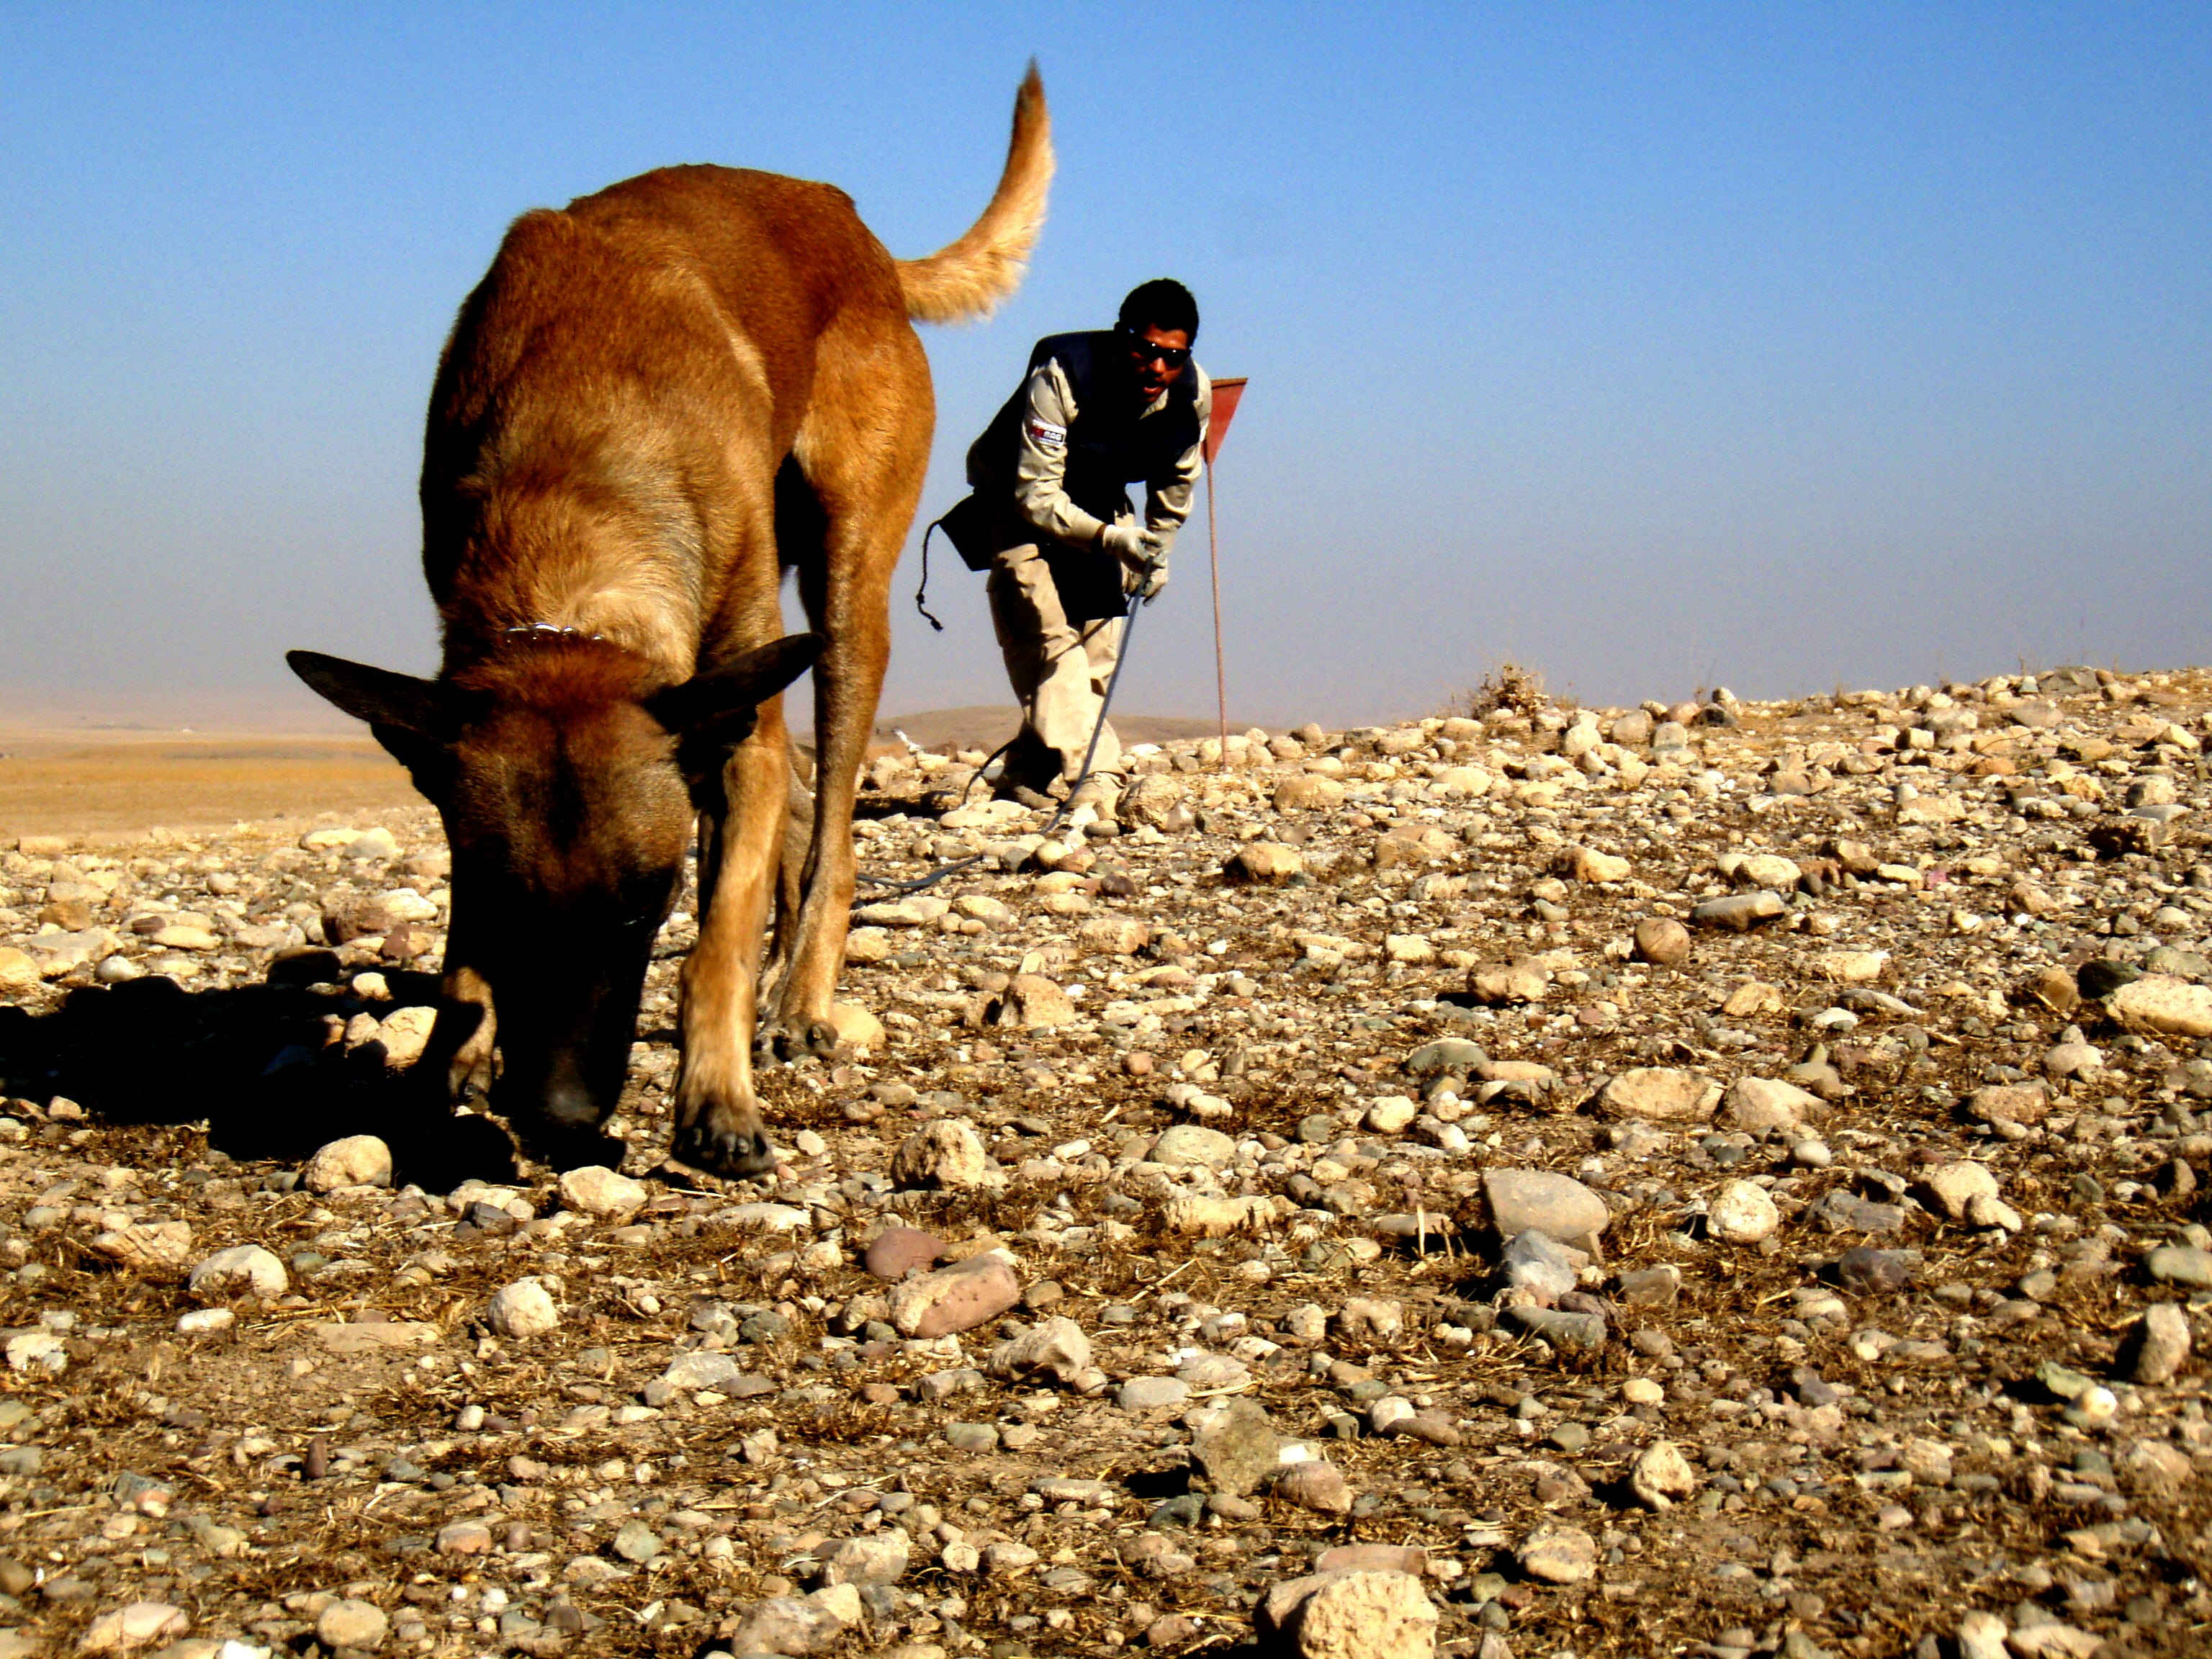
top-left (1121, 330), bottom-right (1190, 369)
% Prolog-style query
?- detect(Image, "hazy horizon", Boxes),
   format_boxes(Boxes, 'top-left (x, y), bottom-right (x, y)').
top-left (4, 4), bottom-right (2206, 729)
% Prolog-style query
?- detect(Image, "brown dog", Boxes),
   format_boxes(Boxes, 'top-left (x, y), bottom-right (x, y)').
top-left (289, 69), bottom-right (1052, 1175)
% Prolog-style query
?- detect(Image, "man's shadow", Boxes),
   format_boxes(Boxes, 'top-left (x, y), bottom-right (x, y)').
top-left (0, 950), bottom-right (519, 1189)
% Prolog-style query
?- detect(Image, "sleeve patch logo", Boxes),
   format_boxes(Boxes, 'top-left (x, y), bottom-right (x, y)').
top-left (1026, 419), bottom-right (1068, 454)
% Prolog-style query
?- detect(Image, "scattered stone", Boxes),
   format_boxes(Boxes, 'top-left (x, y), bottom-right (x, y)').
top-left (891, 1120), bottom-right (999, 1190)
top-left (1691, 892), bottom-right (1786, 931)
top-left (1707, 1179), bottom-right (1779, 1244)
top-left (818, 1532), bottom-right (910, 1587)
top-left (987, 1316), bottom-right (1093, 1387)
top-left (558, 1164), bottom-right (647, 1220)
top-left (888, 1253), bottom-right (1022, 1337)
top-left (2109, 975), bottom-right (2212, 1039)
top-left (1151, 1124), bottom-right (1236, 1168)
top-left (78, 1602), bottom-right (189, 1653)
top-left (186, 1246), bottom-right (287, 1304)
top-left (1483, 1169), bottom-right (1609, 1244)
top-left (1274, 1460), bottom-right (1355, 1515)
top-left (2122, 1303), bottom-right (2192, 1384)
top-left (1921, 1159), bottom-right (2002, 1223)
top-left (1190, 1398), bottom-right (1282, 1496)
top-left (865, 1226), bottom-right (945, 1280)
top-left (2146, 1246), bottom-right (2212, 1290)
top-left (1516, 1524), bottom-right (1598, 1584)
top-left (1467, 958), bottom-right (1549, 1004)
top-left (487, 1278), bottom-right (561, 1340)
top-left (1630, 1440), bottom-right (1699, 1509)
top-left (1722, 1076), bottom-right (1825, 1133)
top-left (1227, 843), bottom-right (1304, 885)
top-left (302, 1134), bottom-right (393, 1192)
top-left (315, 1600), bottom-right (388, 1651)
top-left (1255, 1568), bottom-right (1438, 1659)
top-left (1632, 917), bottom-right (1691, 966)
top-left (1598, 1067), bottom-right (1720, 1123)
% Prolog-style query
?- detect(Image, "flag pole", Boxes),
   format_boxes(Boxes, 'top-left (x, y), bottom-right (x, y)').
top-left (1208, 460), bottom-right (1227, 767)
top-left (1198, 376), bottom-right (1247, 773)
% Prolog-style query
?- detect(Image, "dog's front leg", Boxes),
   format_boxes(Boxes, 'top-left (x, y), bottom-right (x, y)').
top-left (672, 709), bottom-right (788, 1177)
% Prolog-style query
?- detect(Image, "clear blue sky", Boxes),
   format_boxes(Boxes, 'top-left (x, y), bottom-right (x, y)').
top-left (1, 4), bottom-right (2205, 726)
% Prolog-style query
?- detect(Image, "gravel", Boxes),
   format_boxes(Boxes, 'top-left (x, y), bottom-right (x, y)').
top-left (0, 667), bottom-right (2208, 1655)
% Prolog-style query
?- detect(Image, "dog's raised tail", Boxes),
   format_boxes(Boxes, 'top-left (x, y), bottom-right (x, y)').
top-left (897, 63), bottom-right (1053, 325)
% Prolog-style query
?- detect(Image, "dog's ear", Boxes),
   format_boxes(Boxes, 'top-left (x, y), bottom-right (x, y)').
top-left (645, 634), bottom-right (823, 746)
top-left (288, 650), bottom-right (473, 796)
top-left (289, 652), bottom-right (457, 737)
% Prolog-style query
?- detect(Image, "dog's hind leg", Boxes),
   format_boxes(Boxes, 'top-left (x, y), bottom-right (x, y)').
top-left (758, 746), bottom-right (814, 1011)
top-left (762, 320), bottom-right (930, 1057)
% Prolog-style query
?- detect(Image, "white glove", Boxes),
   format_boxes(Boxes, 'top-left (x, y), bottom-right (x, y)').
top-left (1100, 520), bottom-right (1164, 573)
top-left (1127, 559), bottom-right (1169, 601)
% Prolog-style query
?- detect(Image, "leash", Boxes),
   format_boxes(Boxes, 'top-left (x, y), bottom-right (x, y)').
top-left (852, 590), bottom-right (1144, 900)
top-left (912, 516), bottom-right (949, 632)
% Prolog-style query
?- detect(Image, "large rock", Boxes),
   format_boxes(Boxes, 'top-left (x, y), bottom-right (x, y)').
top-left (1707, 1179), bottom-right (1779, 1244)
top-left (559, 1164), bottom-right (647, 1220)
top-left (79, 1601), bottom-right (189, 1653)
top-left (826, 1001), bottom-right (886, 1053)
top-left (1274, 1460), bottom-right (1354, 1515)
top-left (1164, 1195), bottom-right (1279, 1236)
top-left (1150, 1124), bottom-right (1236, 1169)
top-left (721, 1596), bottom-right (845, 1656)
top-left (91, 1220), bottom-right (194, 1274)
top-left (487, 1278), bottom-right (560, 1340)
top-left (1227, 843), bottom-right (1305, 885)
top-left (817, 1532), bottom-right (910, 1587)
top-left (1190, 1398), bottom-right (1282, 1496)
top-left (1274, 775), bottom-right (1345, 813)
top-left (1629, 1440), bottom-right (1699, 1509)
top-left (1722, 1076), bottom-right (1825, 1133)
top-left (987, 1316), bottom-right (1092, 1386)
top-left (1920, 1160), bottom-right (2000, 1223)
top-left (18, 927), bottom-right (117, 976)
top-left (0, 948), bottom-right (40, 996)
top-left (1482, 1169), bottom-right (1609, 1245)
top-left (1597, 1067), bottom-right (1719, 1123)
top-left (303, 1135), bottom-right (394, 1193)
top-left (865, 1226), bottom-right (945, 1280)
top-left (2123, 1303), bottom-right (2192, 1385)
top-left (315, 1600), bottom-right (389, 1650)
top-left (1516, 1524), bottom-right (1597, 1584)
top-left (187, 1245), bottom-right (287, 1303)
top-left (1631, 917), bottom-right (1691, 966)
top-left (1255, 1569), bottom-right (1437, 1659)
top-left (891, 1120), bottom-right (1000, 1190)
top-left (2110, 975), bottom-right (2212, 1039)
top-left (888, 1253), bottom-right (1022, 1337)
top-left (1466, 958), bottom-right (1548, 1004)
top-left (1690, 892), bottom-right (1785, 932)
top-left (1000, 974), bottom-right (1073, 1029)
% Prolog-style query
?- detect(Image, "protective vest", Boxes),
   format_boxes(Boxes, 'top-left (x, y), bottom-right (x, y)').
top-left (967, 331), bottom-right (1205, 518)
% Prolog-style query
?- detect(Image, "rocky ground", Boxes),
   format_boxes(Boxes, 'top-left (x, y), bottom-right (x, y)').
top-left (0, 663), bottom-right (2209, 1659)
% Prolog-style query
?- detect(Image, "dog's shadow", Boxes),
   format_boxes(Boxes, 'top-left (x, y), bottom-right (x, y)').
top-left (0, 954), bottom-right (521, 1189)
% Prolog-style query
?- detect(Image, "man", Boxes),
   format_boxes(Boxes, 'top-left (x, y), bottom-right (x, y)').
top-left (963, 278), bottom-right (1211, 799)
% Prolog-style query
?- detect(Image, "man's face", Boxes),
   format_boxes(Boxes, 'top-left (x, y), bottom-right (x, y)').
top-left (1123, 324), bottom-right (1192, 403)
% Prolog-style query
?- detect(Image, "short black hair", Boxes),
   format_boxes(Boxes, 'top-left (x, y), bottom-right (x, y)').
top-left (1118, 278), bottom-right (1199, 342)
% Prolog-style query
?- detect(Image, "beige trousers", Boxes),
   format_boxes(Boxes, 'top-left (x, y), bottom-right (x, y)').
top-left (986, 539), bottom-right (1125, 785)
